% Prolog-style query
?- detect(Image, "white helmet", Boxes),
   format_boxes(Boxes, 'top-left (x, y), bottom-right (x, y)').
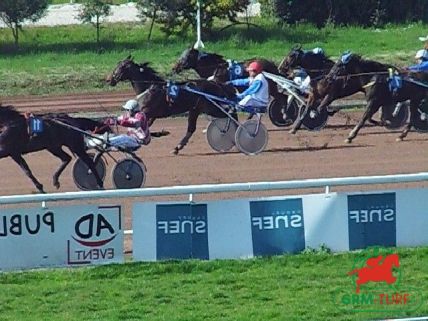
top-left (122, 99), bottom-right (140, 112)
top-left (415, 49), bottom-right (428, 61)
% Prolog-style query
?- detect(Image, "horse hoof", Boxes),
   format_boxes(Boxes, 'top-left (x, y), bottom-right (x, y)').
top-left (171, 148), bottom-right (179, 155)
top-left (53, 181), bottom-right (60, 189)
top-left (396, 137), bottom-right (404, 142)
top-left (289, 129), bottom-right (297, 135)
top-left (345, 138), bottom-right (352, 144)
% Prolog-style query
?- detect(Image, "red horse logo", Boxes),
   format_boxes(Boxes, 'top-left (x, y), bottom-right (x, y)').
top-left (348, 253), bottom-right (400, 293)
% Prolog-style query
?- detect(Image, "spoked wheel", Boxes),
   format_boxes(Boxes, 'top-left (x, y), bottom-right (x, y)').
top-left (384, 102), bottom-right (409, 130)
top-left (235, 120), bottom-right (268, 155)
top-left (112, 158), bottom-right (146, 189)
top-left (72, 153), bottom-right (106, 191)
top-left (206, 117), bottom-right (238, 152)
top-left (301, 105), bottom-right (329, 131)
top-left (268, 96), bottom-right (298, 127)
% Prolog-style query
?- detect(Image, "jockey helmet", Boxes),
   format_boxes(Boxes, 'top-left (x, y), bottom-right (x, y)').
top-left (122, 99), bottom-right (140, 112)
top-left (247, 61), bottom-right (263, 74)
top-left (415, 49), bottom-right (428, 61)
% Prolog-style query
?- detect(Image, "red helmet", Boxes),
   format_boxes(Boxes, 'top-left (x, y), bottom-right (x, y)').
top-left (247, 61), bottom-right (263, 74)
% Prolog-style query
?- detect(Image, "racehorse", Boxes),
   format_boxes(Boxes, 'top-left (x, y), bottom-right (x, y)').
top-left (315, 53), bottom-right (427, 143)
top-left (348, 71), bottom-right (428, 142)
top-left (173, 47), bottom-right (227, 79)
top-left (106, 56), bottom-right (241, 154)
top-left (290, 53), bottom-right (393, 134)
top-left (278, 45), bottom-right (335, 79)
top-left (0, 105), bottom-right (110, 193)
top-left (106, 55), bottom-right (164, 95)
top-left (139, 80), bottom-right (238, 154)
top-left (172, 47), bottom-right (281, 97)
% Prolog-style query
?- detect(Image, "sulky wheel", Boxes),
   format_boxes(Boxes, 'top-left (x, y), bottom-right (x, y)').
top-left (72, 153), bottom-right (106, 191)
top-left (235, 120), bottom-right (268, 155)
top-left (413, 108), bottom-right (428, 132)
top-left (384, 102), bottom-right (409, 130)
top-left (268, 96), bottom-right (298, 127)
top-left (206, 117), bottom-right (238, 152)
top-left (301, 105), bottom-right (329, 131)
top-left (112, 158), bottom-right (146, 189)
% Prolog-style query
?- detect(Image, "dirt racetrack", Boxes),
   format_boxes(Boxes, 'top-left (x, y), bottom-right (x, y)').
top-left (2, 91), bottom-right (428, 201)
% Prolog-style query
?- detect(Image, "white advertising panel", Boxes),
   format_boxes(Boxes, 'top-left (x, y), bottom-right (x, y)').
top-left (396, 188), bottom-right (428, 246)
top-left (302, 193), bottom-right (349, 252)
top-left (0, 204), bottom-right (123, 271)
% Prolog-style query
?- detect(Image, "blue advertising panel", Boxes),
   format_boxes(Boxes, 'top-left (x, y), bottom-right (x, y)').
top-left (348, 193), bottom-right (396, 250)
top-left (156, 204), bottom-right (208, 260)
top-left (250, 199), bottom-right (305, 256)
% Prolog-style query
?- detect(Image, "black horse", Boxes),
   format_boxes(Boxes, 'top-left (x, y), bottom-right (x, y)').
top-left (172, 47), bottom-right (281, 96)
top-left (173, 47), bottom-right (227, 79)
top-left (106, 56), bottom-right (241, 154)
top-left (315, 54), bottom-right (428, 143)
top-left (290, 53), bottom-right (393, 134)
top-left (278, 45), bottom-right (335, 79)
top-left (0, 105), bottom-right (110, 193)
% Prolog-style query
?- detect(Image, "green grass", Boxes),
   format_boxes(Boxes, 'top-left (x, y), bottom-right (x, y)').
top-left (48, 0), bottom-right (131, 4)
top-left (0, 247), bottom-right (427, 321)
top-left (0, 19), bottom-right (427, 96)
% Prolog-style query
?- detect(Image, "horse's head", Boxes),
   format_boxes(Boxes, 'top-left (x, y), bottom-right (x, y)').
top-left (106, 55), bottom-right (137, 86)
top-left (325, 52), bottom-right (362, 83)
top-left (106, 56), bottom-right (165, 95)
top-left (173, 47), bottom-right (200, 73)
top-left (278, 45), bottom-right (304, 76)
top-left (0, 104), bottom-right (22, 120)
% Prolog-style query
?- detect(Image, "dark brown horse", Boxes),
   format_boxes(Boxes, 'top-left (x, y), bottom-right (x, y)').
top-left (0, 105), bottom-right (110, 193)
top-left (314, 54), bottom-right (428, 142)
top-left (106, 56), bottom-right (238, 154)
top-left (139, 80), bottom-right (238, 154)
top-left (278, 45), bottom-right (334, 79)
top-left (347, 72), bottom-right (428, 143)
top-left (290, 53), bottom-right (393, 134)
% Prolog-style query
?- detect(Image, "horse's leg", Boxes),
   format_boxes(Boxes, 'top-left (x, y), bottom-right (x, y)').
top-left (290, 94), bottom-right (331, 134)
top-left (148, 118), bottom-right (156, 127)
top-left (46, 147), bottom-right (72, 189)
top-left (10, 153), bottom-right (45, 193)
top-left (289, 104), bottom-right (307, 134)
top-left (173, 109), bottom-right (199, 155)
top-left (397, 100), bottom-right (418, 141)
top-left (346, 100), bottom-right (381, 143)
top-left (75, 150), bottom-right (104, 189)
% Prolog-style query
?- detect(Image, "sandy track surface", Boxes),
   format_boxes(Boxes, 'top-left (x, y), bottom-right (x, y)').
top-left (3, 91), bottom-right (428, 251)
top-left (2, 92), bottom-right (428, 199)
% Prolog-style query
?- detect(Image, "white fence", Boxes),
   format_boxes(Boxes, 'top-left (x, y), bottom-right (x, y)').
top-left (1, 172), bottom-right (428, 271)
top-left (1, 171), bottom-right (428, 205)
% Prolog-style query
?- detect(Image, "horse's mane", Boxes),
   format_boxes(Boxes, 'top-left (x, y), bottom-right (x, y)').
top-left (136, 61), bottom-right (165, 82)
top-left (205, 52), bottom-right (224, 61)
top-left (0, 104), bottom-right (21, 118)
top-left (351, 54), bottom-right (392, 71)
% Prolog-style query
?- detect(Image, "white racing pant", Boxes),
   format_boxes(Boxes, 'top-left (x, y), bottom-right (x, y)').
top-left (238, 96), bottom-right (267, 107)
top-left (108, 135), bottom-right (140, 149)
